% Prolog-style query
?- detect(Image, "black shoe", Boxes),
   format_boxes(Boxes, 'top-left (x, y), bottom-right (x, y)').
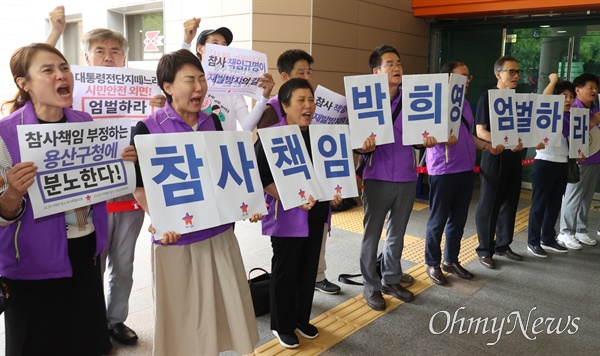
top-left (109, 323), bottom-right (138, 345)
top-left (363, 289), bottom-right (386, 311)
top-left (381, 283), bottom-right (415, 302)
top-left (272, 330), bottom-right (300, 349)
top-left (496, 249), bottom-right (523, 261)
top-left (527, 244), bottom-right (548, 258)
top-left (315, 279), bottom-right (341, 294)
top-left (442, 262), bottom-right (474, 279)
top-left (426, 265), bottom-right (447, 285)
top-left (400, 273), bottom-right (415, 288)
top-left (541, 241), bottom-right (568, 253)
top-left (295, 323), bottom-right (318, 339)
top-left (478, 256), bottom-right (496, 269)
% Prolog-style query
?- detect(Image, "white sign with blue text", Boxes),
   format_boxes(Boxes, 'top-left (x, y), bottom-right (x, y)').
top-left (514, 93), bottom-right (537, 147)
top-left (447, 73), bottom-right (468, 140)
top-left (344, 74), bottom-right (394, 149)
top-left (488, 89), bottom-right (519, 148)
top-left (258, 125), bottom-right (322, 210)
top-left (533, 94), bottom-right (564, 148)
top-left (309, 125), bottom-right (358, 201)
top-left (402, 74), bottom-right (450, 145)
top-left (312, 85), bottom-right (349, 125)
top-left (18, 119), bottom-right (135, 218)
top-left (135, 131), bottom-right (266, 236)
top-left (569, 108), bottom-right (589, 159)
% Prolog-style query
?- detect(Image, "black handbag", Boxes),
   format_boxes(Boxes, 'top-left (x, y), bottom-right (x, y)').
top-left (567, 158), bottom-right (580, 183)
top-left (247, 268), bottom-right (270, 317)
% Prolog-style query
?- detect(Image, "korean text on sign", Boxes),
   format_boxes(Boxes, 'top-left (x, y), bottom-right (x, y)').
top-left (17, 119), bottom-right (136, 219)
top-left (312, 85), bottom-right (349, 125)
top-left (488, 89), bottom-right (519, 148)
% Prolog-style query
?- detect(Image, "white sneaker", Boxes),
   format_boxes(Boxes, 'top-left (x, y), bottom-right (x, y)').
top-left (575, 232), bottom-right (597, 246)
top-left (597, 229), bottom-right (600, 236)
top-left (557, 233), bottom-right (582, 250)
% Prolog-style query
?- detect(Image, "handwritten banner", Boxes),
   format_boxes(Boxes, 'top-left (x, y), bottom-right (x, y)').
top-left (71, 65), bottom-right (161, 125)
top-left (202, 44), bottom-right (268, 100)
top-left (312, 85), bottom-right (349, 125)
top-left (18, 119), bottom-right (135, 218)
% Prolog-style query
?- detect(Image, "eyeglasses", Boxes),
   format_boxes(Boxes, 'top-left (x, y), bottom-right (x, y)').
top-left (379, 62), bottom-right (402, 69)
top-left (500, 69), bottom-right (523, 76)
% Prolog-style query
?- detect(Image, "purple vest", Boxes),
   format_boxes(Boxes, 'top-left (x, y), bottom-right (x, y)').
top-left (362, 87), bottom-right (417, 182)
top-left (426, 100), bottom-right (476, 175)
top-left (259, 122), bottom-right (331, 237)
top-left (140, 103), bottom-right (232, 245)
top-left (0, 101), bottom-right (108, 280)
top-left (572, 98), bottom-right (600, 165)
top-left (267, 95), bottom-right (286, 124)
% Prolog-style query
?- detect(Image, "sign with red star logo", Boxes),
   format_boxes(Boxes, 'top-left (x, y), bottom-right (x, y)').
top-left (422, 131), bottom-right (430, 139)
top-left (298, 189), bottom-right (306, 200)
top-left (182, 213), bottom-right (194, 226)
top-left (504, 136), bottom-right (509, 143)
top-left (543, 137), bottom-right (549, 145)
top-left (334, 184), bottom-right (343, 195)
top-left (86, 195), bottom-right (91, 202)
top-left (369, 132), bottom-right (377, 140)
top-left (240, 202), bottom-right (248, 215)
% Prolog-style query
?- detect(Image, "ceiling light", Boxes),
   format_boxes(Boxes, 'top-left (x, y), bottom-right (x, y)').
top-left (557, 30), bottom-right (567, 33)
top-left (540, 25), bottom-right (550, 28)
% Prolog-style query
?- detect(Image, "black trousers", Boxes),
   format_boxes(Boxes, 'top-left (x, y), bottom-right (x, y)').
top-left (528, 159), bottom-right (568, 246)
top-left (270, 219), bottom-right (324, 334)
top-left (475, 150), bottom-right (523, 257)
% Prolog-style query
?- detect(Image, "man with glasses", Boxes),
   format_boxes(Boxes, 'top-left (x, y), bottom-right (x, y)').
top-left (474, 55), bottom-right (525, 269)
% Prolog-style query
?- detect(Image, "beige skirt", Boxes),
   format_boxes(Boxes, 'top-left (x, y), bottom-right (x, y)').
top-left (152, 227), bottom-right (258, 355)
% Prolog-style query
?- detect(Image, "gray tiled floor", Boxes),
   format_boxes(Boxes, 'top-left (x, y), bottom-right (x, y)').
top-left (1, 183), bottom-right (599, 355)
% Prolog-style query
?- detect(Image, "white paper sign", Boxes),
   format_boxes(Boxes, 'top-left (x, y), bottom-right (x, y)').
top-left (402, 74), bottom-right (449, 145)
top-left (71, 65), bottom-right (161, 125)
top-left (448, 73), bottom-right (467, 139)
top-left (135, 131), bottom-right (266, 236)
top-left (312, 85), bottom-right (349, 125)
top-left (202, 131), bottom-right (268, 222)
top-left (202, 44), bottom-right (268, 100)
top-left (488, 89), bottom-right (519, 148)
top-left (344, 74), bottom-right (394, 149)
top-left (570, 108), bottom-right (589, 159)
top-left (257, 125), bottom-right (322, 210)
top-left (18, 119), bottom-right (135, 218)
top-left (533, 94), bottom-right (564, 148)
top-left (309, 125), bottom-right (358, 201)
top-left (514, 93), bottom-right (537, 147)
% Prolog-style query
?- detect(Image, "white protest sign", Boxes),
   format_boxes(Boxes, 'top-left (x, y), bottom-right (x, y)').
top-left (309, 125), bottom-right (358, 201)
top-left (402, 73), bottom-right (449, 145)
top-left (344, 74), bottom-right (394, 149)
top-left (533, 94), bottom-right (564, 148)
top-left (18, 119), bottom-right (135, 218)
top-left (257, 125), bottom-right (322, 210)
top-left (570, 108), bottom-right (589, 159)
top-left (202, 131), bottom-right (268, 222)
top-left (312, 85), bottom-right (349, 125)
top-left (71, 65), bottom-right (161, 125)
top-left (202, 44), bottom-right (268, 100)
top-left (135, 132), bottom-right (221, 236)
top-left (488, 89), bottom-right (519, 148)
top-left (448, 73), bottom-right (467, 139)
top-left (514, 93), bottom-right (536, 147)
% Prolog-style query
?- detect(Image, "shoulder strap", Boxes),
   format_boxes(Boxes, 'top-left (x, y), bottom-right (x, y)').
top-left (211, 113), bottom-right (224, 131)
top-left (392, 97), bottom-right (403, 123)
top-left (337, 273), bottom-right (364, 286)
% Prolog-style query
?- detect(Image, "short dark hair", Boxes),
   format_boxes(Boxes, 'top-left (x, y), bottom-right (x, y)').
top-left (493, 55), bottom-right (518, 74)
top-left (276, 49), bottom-right (314, 75)
top-left (572, 73), bottom-right (599, 89)
top-left (157, 49), bottom-right (204, 103)
top-left (440, 61), bottom-right (465, 74)
top-left (554, 80), bottom-right (576, 96)
top-left (369, 45), bottom-right (401, 72)
top-left (278, 78), bottom-right (314, 117)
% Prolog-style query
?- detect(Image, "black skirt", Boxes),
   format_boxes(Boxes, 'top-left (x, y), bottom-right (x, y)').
top-left (3, 232), bottom-right (112, 356)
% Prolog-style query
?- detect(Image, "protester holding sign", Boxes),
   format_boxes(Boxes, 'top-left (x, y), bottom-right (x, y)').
top-left (0, 43), bottom-right (136, 356)
top-left (359, 45), bottom-right (437, 311)
top-left (527, 74), bottom-right (578, 257)
top-left (474, 55), bottom-right (526, 269)
top-left (424, 61), bottom-right (502, 285)
top-left (254, 79), bottom-right (342, 349)
top-left (559, 73), bottom-right (600, 248)
top-left (130, 50), bottom-right (259, 355)
top-left (181, 18), bottom-right (274, 131)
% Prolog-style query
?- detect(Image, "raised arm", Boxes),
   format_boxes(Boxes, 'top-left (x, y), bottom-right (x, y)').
top-left (45, 6), bottom-right (66, 46)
